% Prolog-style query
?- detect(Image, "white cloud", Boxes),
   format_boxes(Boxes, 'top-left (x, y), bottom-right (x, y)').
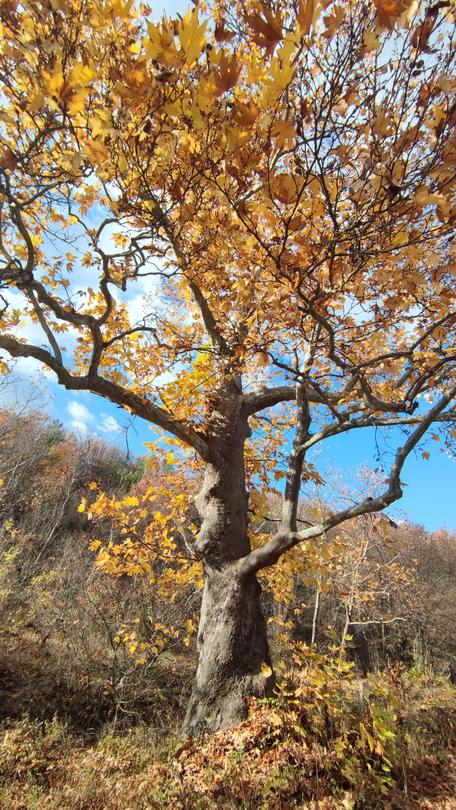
top-left (99, 414), bottom-right (122, 434)
top-left (67, 400), bottom-right (94, 425)
top-left (69, 419), bottom-right (90, 436)
top-left (126, 293), bottom-right (148, 324)
top-left (135, 271), bottom-right (162, 296)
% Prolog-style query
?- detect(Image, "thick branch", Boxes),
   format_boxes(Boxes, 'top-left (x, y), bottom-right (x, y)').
top-left (241, 382), bottom-right (326, 415)
top-left (281, 378), bottom-right (311, 533)
top-left (238, 385), bottom-right (456, 575)
top-left (0, 334), bottom-right (209, 458)
top-left (187, 279), bottom-right (230, 356)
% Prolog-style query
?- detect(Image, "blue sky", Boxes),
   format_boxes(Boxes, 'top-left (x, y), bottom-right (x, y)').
top-left (3, 0), bottom-right (455, 532)
top-left (152, 0), bottom-right (187, 17)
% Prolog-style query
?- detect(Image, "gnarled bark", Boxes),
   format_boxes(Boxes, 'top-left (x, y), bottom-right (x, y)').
top-left (183, 385), bottom-right (273, 734)
top-left (183, 566), bottom-right (273, 734)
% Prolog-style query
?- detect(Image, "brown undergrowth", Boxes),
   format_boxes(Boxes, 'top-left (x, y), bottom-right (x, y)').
top-left (0, 647), bottom-right (455, 809)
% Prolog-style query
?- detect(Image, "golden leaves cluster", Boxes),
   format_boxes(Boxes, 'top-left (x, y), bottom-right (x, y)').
top-left (0, 0), bottom-right (455, 488)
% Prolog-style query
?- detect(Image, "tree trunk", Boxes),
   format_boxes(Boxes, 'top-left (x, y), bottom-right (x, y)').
top-left (311, 585), bottom-right (320, 645)
top-left (183, 565), bottom-right (273, 735)
top-left (183, 383), bottom-right (273, 734)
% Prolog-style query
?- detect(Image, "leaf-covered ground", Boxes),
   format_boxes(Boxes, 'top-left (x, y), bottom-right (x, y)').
top-left (0, 670), bottom-right (455, 810)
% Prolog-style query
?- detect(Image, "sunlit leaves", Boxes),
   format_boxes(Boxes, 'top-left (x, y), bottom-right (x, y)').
top-left (244, 1), bottom-right (283, 54)
top-left (373, 0), bottom-right (418, 31)
top-left (178, 7), bottom-right (208, 64)
top-left (297, 0), bottom-right (321, 36)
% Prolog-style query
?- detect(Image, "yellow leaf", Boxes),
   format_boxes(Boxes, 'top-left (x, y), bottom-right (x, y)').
top-left (263, 38), bottom-right (295, 103)
top-left (374, 0), bottom-right (417, 32)
top-left (363, 27), bottom-right (382, 52)
top-left (215, 50), bottom-right (240, 93)
top-left (145, 18), bottom-right (177, 64)
top-left (42, 58), bottom-right (64, 101)
top-left (413, 186), bottom-right (450, 218)
top-left (123, 495), bottom-right (139, 507)
top-left (67, 62), bottom-right (97, 88)
top-left (88, 109), bottom-right (113, 139)
top-left (84, 138), bottom-right (109, 166)
top-left (373, 106), bottom-right (393, 137)
top-left (269, 173), bottom-right (304, 205)
top-left (271, 119), bottom-right (296, 149)
top-left (246, 2), bottom-right (282, 54)
top-left (178, 8), bottom-right (207, 65)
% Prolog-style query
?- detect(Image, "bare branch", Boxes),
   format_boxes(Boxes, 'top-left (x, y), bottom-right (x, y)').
top-left (349, 618), bottom-right (407, 626)
top-left (301, 410), bottom-right (456, 452)
top-left (239, 385), bottom-right (456, 575)
top-left (149, 199), bottom-right (230, 356)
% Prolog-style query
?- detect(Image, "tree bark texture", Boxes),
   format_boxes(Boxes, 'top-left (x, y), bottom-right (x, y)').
top-left (183, 384), bottom-right (273, 734)
top-left (183, 566), bottom-right (273, 734)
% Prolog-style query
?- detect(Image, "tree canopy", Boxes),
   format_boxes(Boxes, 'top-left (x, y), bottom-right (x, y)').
top-left (0, 0), bottom-right (455, 731)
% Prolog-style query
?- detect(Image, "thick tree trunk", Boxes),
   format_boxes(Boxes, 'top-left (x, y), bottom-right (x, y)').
top-left (183, 566), bottom-right (273, 735)
top-left (182, 383), bottom-right (273, 734)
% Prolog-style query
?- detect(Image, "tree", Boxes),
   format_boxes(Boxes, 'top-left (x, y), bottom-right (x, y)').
top-left (0, 0), bottom-right (455, 733)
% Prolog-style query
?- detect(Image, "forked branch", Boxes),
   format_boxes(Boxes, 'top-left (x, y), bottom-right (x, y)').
top-left (239, 385), bottom-right (456, 575)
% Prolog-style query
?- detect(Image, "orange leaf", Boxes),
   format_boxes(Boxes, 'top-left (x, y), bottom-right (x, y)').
top-left (245, 2), bottom-right (282, 54)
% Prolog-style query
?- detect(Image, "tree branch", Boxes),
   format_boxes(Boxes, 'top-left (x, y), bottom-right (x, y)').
top-left (280, 378), bottom-right (311, 533)
top-left (238, 385), bottom-right (456, 575)
top-left (149, 199), bottom-right (230, 356)
top-left (241, 382), bottom-right (327, 415)
top-left (26, 290), bottom-right (63, 366)
top-left (301, 410), bottom-right (456, 452)
top-left (0, 334), bottom-right (210, 458)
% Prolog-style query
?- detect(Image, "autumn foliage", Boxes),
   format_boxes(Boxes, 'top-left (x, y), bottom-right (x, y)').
top-left (0, 0), bottom-right (455, 735)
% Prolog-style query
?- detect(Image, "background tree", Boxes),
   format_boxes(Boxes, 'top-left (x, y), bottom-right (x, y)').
top-left (0, 0), bottom-right (455, 732)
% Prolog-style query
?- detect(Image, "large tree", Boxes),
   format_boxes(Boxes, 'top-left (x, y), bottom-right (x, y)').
top-left (0, 0), bottom-right (455, 732)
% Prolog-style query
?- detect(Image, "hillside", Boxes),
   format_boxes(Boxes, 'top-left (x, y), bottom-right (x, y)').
top-left (0, 405), bottom-right (455, 808)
